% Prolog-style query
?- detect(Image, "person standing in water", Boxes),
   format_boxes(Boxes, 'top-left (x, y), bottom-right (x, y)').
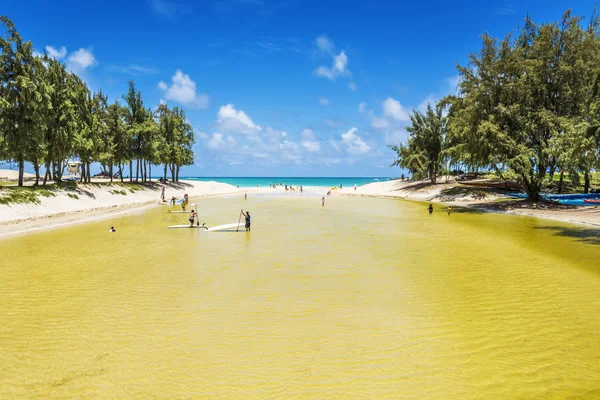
top-left (189, 210), bottom-right (197, 227)
top-left (447, 206), bottom-right (452, 215)
top-left (321, 196), bottom-right (325, 206)
top-left (241, 209), bottom-right (251, 231)
top-left (428, 204), bottom-right (433, 215)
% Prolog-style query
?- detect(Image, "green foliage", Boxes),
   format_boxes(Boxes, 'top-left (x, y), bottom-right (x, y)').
top-left (389, 103), bottom-right (447, 183)
top-left (0, 17), bottom-right (195, 187)
top-left (67, 193), bottom-right (79, 199)
top-left (438, 10), bottom-right (600, 200)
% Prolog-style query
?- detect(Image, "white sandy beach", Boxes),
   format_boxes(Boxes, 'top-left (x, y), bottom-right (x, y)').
top-left (0, 175), bottom-right (245, 237)
top-left (332, 178), bottom-right (600, 227)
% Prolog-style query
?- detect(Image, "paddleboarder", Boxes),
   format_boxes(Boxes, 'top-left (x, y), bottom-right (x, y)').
top-left (189, 210), bottom-right (197, 227)
top-left (241, 209), bottom-right (251, 232)
top-left (428, 204), bottom-right (433, 215)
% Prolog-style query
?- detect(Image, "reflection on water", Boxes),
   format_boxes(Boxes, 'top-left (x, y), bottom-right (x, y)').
top-left (1, 196), bottom-right (599, 399)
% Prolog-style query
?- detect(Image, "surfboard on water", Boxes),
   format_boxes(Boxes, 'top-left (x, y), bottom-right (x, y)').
top-left (206, 222), bottom-right (245, 232)
top-left (168, 223), bottom-right (207, 229)
top-left (167, 204), bottom-right (197, 213)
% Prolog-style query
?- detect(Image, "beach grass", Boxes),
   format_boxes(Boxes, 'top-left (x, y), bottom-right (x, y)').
top-left (0, 186), bottom-right (56, 205)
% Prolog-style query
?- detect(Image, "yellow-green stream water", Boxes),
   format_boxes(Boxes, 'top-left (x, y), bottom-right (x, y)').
top-left (1, 195), bottom-right (599, 398)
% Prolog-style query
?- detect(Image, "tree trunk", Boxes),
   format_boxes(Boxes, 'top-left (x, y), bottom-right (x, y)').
top-left (43, 162), bottom-right (50, 186)
top-left (584, 170), bottom-right (590, 194)
top-left (87, 163), bottom-right (91, 183)
top-left (429, 167), bottom-right (436, 184)
top-left (136, 158), bottom-right (139, 182)
top-left (148, 162), bottom-right (151, 182)
top-left (171, 164), bottom-right (175, 182)
top-left (120, 164), bottom-right (124, 183)
top-left (522, 176), bottom-right (541, 202)
top-left (176, 166), bottom-right (180, 182)
top-left (60, 161), bottom-right (67, 181)
top-left (33, 162), bottom-right (40, 186)
top-left (163, 164), bottom-right (167, 181)
top-left (129, 162), bottom-right (133, 183)
top-left (493, 165), bottom-right (510, 190)
top-left (109, 161), bottom-right (114, 183)
top-left (558, 170), bottom-right (564, 194)
top-left (17, 159), bottom-right (24, 187)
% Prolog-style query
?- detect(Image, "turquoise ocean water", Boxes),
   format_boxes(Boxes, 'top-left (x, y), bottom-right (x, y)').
top-left (181, 177), bottom-right (391, 188)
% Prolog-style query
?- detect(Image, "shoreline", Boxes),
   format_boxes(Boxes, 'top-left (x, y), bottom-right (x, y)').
top-left (0, 179), bottom-right (247, 238)
top-left (2, 178), bottom-right (600, 239)
top-left (332, 179), bottom-right (600, 229)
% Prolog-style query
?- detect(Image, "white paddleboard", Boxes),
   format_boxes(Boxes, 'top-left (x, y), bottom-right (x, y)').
top-left (206, 222), bottom-right (246, 232)
top-left (168, 224), bottom-right (207, 229)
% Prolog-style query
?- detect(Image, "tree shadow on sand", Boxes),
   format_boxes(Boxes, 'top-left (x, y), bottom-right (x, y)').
top-left (433, 186), bottom-right (502, 201)
top-left (534, 226), bottom-right (600, 245)
top-left (392, 181), bottom-right (434, 192)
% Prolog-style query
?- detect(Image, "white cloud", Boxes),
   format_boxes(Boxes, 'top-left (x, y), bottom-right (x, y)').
top-left (195, 129), bottom-right (209, 139)
top-left (207, 133), bottom-right (237, 150)
top-left (382, 97), bottom-right (410, 121)
top-left (315, 35), bottom-right (333, 53)
top-left (279, 140), bottom-right (298, 151)
top-left (301, 128), bottom-right (320, 152)
top-left (370, 115), bottom-right (390, 129)
top-left (315, 50), bottom-right (349, 80)
top-left (349, 82), bottom-right (357, 91)
top-left (341, 128), bottom-right (370, 154)
top-left (302, 140), bottom-right (320, 152)
top-left (216, 103), bottom-right (261, 135)
top-left (329, 139), bottom-right (341, 152)
top-left (158, 69), bottom-right (209, 108)
top-left (358, 102), bottom-right (367, 114)
top-left (319, 97), bottom-right (330, 106)
top-left (109, 64), bottom-right (159, 75)
top-left (67, 48), bottom-right (97, 73)
top-left (46, 45), bottom-right (67, 60)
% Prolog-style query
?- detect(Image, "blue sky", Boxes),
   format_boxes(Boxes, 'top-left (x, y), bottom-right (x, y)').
top-left (2, 0), bottom-right (596, 177)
